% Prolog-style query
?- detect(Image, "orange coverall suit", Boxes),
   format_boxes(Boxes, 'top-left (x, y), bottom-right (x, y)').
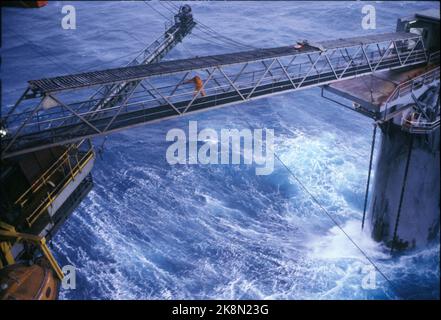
top-left (184, 76), bottom-right (206, 97)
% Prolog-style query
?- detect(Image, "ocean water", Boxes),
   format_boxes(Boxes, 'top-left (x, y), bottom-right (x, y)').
top-left (1, 1), bottom-right (439, 300)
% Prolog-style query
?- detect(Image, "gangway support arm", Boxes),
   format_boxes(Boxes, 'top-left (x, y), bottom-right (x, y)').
top-left (1, 32), bottom-right (429, 159)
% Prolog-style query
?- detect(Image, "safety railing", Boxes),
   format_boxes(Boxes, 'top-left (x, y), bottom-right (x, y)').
top-left (1, 36), bottom-right (428, 158)
top-left (383, 66), bottom-right (440, 120)
top-left (428, 50), bottom-right (440, 65)
top-left (387, 66), bottom-right (439, 103)
top-left (14, 139), bottom-right (94, 227)
top-left (14, 143), bottom-right (79, 207)
top-left (401, 117), bottom-right (440, 134)
top-left (5, 48), bottom-right (428, 131)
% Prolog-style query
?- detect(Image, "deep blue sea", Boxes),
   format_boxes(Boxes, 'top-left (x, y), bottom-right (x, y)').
top-left (1, 1), bottom-right (439, 300)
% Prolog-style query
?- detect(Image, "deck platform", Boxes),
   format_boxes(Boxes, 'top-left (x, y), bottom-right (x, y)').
top-left (324, 65), bottom-right (438, 115)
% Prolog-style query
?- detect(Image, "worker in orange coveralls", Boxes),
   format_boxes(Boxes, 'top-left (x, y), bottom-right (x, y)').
top-left (184, 75), bottom-right (206, 97)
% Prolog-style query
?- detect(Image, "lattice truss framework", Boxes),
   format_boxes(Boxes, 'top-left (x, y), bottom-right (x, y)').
top-left (1, 34), bottom-right (427, 158)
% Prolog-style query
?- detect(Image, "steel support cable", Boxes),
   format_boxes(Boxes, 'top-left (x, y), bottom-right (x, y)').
top-left (391, 135), bottom-right (414, 254)
top-left (161, 1), bottom-right (180, 11)
top-left (143, 0), bottom-right (171, 21)
top-left (232, 106), bottom-right (400, 299)
top-left (163, 1), bottom-right (252, 49)
top-left (178, 19), bottom-right (251, 51)
top-left (362, 123), bottom-right (377, 230)
top-left (196, 24), bottom-right (254, 50)
top-left (194, 24), bottom-right (255, 50)
top-left (190, 30), bottom-right (248, 51)
top-left (144, 1), bottom-right (251, 51)
top-left (189, 27), bottom-right (232, 46)
top-left (193, 25), bottom-right (255, 50)
top-left (160, 0), bottom-right (256, 50)
top-left (80, 48), bottom-right (148, 73)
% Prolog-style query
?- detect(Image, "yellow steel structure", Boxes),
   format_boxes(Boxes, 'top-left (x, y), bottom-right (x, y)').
top-left (13, 140), bottom-right (95, 227)
top-left (0, 222), bottom-right (64, 280)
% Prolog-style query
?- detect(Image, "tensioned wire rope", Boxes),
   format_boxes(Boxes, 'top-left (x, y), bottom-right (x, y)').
top-left (152, 1), bottom-right (257, 51)
top-left (160, 0), bottom-right (257, 50)
top-left (145, 1), bottom-right (252, 51)
top-left (231, 103), bottom-right (400, 299)
top-left (144, 1), bottom-right (254, 52)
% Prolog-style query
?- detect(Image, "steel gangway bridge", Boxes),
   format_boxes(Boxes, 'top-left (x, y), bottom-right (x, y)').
top-left (1, 30), bottom-right (430, 159)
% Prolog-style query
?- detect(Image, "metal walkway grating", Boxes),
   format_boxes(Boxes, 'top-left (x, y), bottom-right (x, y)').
top-left (28, 32), bottom-right (419, 94)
